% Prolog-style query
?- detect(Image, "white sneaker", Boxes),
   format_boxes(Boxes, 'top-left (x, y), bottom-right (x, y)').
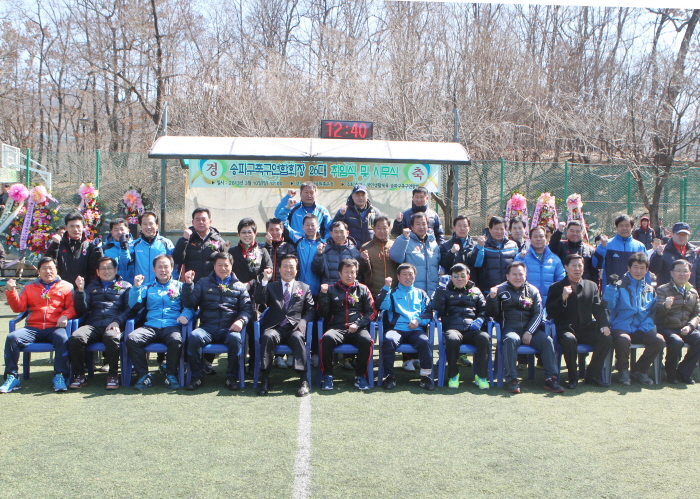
top-left (274, 356), bottom-right (287, 369)
top-left (311, 354), bottom-right (319, 368)
top-left (285, 355), bottom-right (294, 367)
top-left (412, 359), bottom-right (421, 369)
top-left (402, 359), bottom-right (416, 372)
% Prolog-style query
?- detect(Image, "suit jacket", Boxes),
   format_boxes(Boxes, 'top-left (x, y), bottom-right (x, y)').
top-left (546, 277), bottom-right (609, 330)
top-left (254, 279), bottom-right (315, 333)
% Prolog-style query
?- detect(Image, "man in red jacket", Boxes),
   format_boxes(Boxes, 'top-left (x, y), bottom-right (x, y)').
top-left (1, 257), bottom-right (76, 393)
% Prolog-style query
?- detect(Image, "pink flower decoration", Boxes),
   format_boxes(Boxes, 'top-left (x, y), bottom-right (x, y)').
top-left (123, 190), bottom-right (144, 211)
top-left (79, 183), bottom-right (98, 200)
top-left (8, 184), bottom-right (29, 203)
top-left (29, 186), bottom-right (48, 203)
top-left (510, 193), bottom-right (527, 211)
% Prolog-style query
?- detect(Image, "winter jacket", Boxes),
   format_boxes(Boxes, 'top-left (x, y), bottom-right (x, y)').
top-left (229, 242), bottom-right (271, 286)
top-left (603, 273), bottom-right (656, 334)
top-left (102, 234), bottom-right (134, 283)
top-left (439, 235), bottom-right (474, 273)
top-left (390, 202), bottom-right (444, 244)
top-left (467, 235), bottom-right (518, 291)
top-left (649, 239), bottom-right (698, 288)
top-left (275, 195), bottom-right (333, 240)
top-left (548, 230), bottom-right (598, 281)
top-left (485, 281), bottom-right (543, 335)
top-left (654, 281), bottom-right (700, 331)
top-left (74, 276), bottom-right (133, 329)
top-left (316, 281), bottom-right (375, 331)
top-left (633, 226), bottom-right (655, 250)
top-left (127, 232), bottom-right (176, 284)
top-left (260, 239), bottom-right (296, 283)
top-left (431, 281), bottom-right (486, 331)
top-left (376, 284), bottom-right (432, 331)
top-left (546, 278), bottom-right (609, 331)
top-left (128, 278), bottom-right (194, 329)
top-left (6, 278), bottom-right (76, 330)
top-left (514, 246), bottom-right (565, 306)
top-left (312, 238), bottom-right (361, 286)
top-left (173, 227), bottom-right (227, 282)
top-left (295, 237), bottom-right (324, 296)
top-left (333, 196), bottom-right (381, 247)
top-left (181, 273), bottom-right (252, 332)
top-left (360, 237), bottom-right (397, 298)
top-left (389, 231), bottom-right (440, 296)
top-left (45, 233), bottom-right (103, 285)
top-left (593, 234), bottom-right (647, 285)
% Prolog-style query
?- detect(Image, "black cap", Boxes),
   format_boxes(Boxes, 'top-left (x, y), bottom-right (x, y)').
top-left (673, 222), bottom-right (691, 234)
top-left (352, 185), bottom-right (368, 194)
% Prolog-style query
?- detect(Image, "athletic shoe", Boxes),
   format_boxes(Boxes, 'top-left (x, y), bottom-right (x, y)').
top-left (631, 371), bottom-right (654, 386)
top-left (285, 355), bottom-right (294, 367)
top-left (457, 355), bottom-right (472, 367)
top-left (164, 374), bottom-right (180, 389)
top-left (134, 373), bottom-right (153, 390)
top-left (420, 375), bottom-right (435, 391)
top-left (0, 374), bottom-right (20, 393)
top-left (618, 369), bottom-right (631, 386)
top-left (310, 354), bottom-right (319, 368)
top-left (448, 374), bottom-right (460, 388)
top-left (225, 377), bottom-right (240, 391)
top-left (53, 374), bottom-right (68, 392)
top-left (342, 358), bottom-right (354, 370)
top-left (382, 375), bottom-right (397, 390)
top-left (354, 376), bottom-right (369, 391)
top-left (508, 378), bottom-right (520, 394)
top-left (105, 376), bottom-right (119, 390)
top-left (321, 375), bottom-right (334, 390)
top-left (402, 359), bottom-right (416, 372)
top-left (474, 375), bottom-right (489, 390)
top-left (158, 363), bottom-right (167, 375)
top-left (544, 376), bottom-right (564, 393)
top-left (186, 377), bottom-right (203, 391)
top-left (274, 356), bottom-right (287, 369)
top-left (69, 374), bottom-right (87, 389)
top-left (98, 362), bottom-right (110, 373)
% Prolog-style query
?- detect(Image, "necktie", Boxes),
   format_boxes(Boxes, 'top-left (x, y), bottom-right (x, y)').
top-left (281, 283), bottom-right (291, 327)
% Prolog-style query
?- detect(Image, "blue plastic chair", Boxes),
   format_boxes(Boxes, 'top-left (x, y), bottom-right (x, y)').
top-left (494, 321), bottom-right (546, 388)
top-left (629, 343), bottom-right (662, 384)
top-left (435, 313), bottom-right (493, 387)
top-left (377, 313), bottom-right (433, 387)
top-left (121, 311), bottom-right (186, 388)
top-left (183, 313), bottom-right (247, 389)
top-left (69, 317), bottom-right (126, 381)
top-left (253, 311), bottom-right (314, 389)
top-left (316, 318), bottom-right (376, 388)
top-left (550, 321), bottom-right (613, 385)
top-left (9, 311), bottom-right (75, 380)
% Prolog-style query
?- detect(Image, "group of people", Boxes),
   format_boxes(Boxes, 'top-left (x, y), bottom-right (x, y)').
top-left (2, 181), bottom-right (699, 397)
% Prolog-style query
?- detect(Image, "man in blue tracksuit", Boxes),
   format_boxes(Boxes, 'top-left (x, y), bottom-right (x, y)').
top-left (293, 214), bottom-right (324, 297)
top-left (389, 212), bottom-right (440, 297)
top-left (102, 218), bottom-right (133, 283)
top-left (126, 211), bottom-right (176, 284)
top-left (126, 254), bottom-right (194, 390)
top-left (515, 226), bottom-right (565, 306)
top-left (603, 252), bottom-right (665, 386)
top-left (376, 262), bottom-right (434, 391)
top-left (593, 214), bottom-right (648, 285)
top-left (275, 182), bottom-right (332, 241)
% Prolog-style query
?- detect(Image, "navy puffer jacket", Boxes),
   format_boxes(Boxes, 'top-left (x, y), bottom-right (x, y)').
top-left (431, 281), bottom-right (486, 331)
top-left (74, 275), bottom-right (134, 329)
top-left (182, 273), bottom-right (252, 332)
top-left (333, 196), bottom-right (381, 248)
top-left (467, 235), bottom-right (518, 290)
top-left (312, 237), bottom-right (361, 286)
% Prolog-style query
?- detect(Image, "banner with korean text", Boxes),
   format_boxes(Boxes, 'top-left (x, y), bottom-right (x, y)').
top-left (189, 159), bottom-right (441, 192)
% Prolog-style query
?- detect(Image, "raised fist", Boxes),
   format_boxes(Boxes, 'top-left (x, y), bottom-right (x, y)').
top-left (75, 276), bottom-right (85, 291)
top-left (183, 228), bottom-right (192, 240)
top-left (562, 285), bottom-right (572, 300)
top-left (6, 278), bottom-right (16, 290)
top-left (520, 249), bottom-right (527, 258)
top-left (339, 205), bottom-right (347, 215)
top-left (608, 274), bottom-right (619, 286)
top-left (262, 268), bottom-right (273, 282)
top-left (223, 240), bottom-right (231, 251)
top-left (477, 235), bottom-right (486, 247)
top-left (287, 189), bottom-right (297, 198)
top-left (317, 243), bottom-right (326, 254)
top-left (600, 234), bottom-right (608, 247)
top-left (286, 197), bottom-right (296, 210)
top-left (559, 221), bottom-right (566, 232)
top-left (51, 234), bottom-right (61, 244)
top-left (265, 233), bottom-right (273, 245)
top-left (402, 228), bottom-right (411, 238)
top-left (320, 284), bottom-right (329, 294)
top-left (665, 296), bottom-right (674, 309)
top-left (183, 270), bottom-right (195, 284)
top-left (360, 249), bottom-right (369, 261)
top-left (451, 243), bottom-right (460, 254)
top-left (134, 275), bottom-right (145, 287)
top-left (489, 286), bottom-right (498, 298)
top-left (384, 276), bottom-right (393, 287)
top-left (396, 212), bottom-right (404, 222)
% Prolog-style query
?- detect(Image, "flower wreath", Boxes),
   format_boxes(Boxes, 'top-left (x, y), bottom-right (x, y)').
top-left (5, 185), bottom-right (60, 255)
top-left (530, 192), bottom-right (558, 231)
top-left (122, 189), bottom-right (145, 225)
top-left (79, 182), bottom-right (101, 240)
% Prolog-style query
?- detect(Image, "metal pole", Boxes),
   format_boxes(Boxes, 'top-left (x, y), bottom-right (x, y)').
top-left (452, 108), bottom-right (460, 217)
top-left (627, 171), bottom-right (632, 215)
top-left (563, 160), bottom-right (569, 203)
top-left (25, 148), bottom-right (30, 185)
top-left (95, 149), bottom-right (101, 191)
top-left (160, 102), bottom-right (169, 231)
top-left (500, 158), bottom-right (505, 208)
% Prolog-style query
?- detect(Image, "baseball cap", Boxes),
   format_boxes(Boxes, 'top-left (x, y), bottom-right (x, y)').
top-left (352, 185), bottom-right (368, 194)
top-left (672, 222), bottom-right (690, 234)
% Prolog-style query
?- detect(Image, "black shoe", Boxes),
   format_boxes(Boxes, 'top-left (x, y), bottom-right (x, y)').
top-left (679, 373), bottom-right (696, 385)
top-left (258, 379), bottom-right (270, 396)
top-left (203, 364), bottom-right (217, 376)
top-left (296, 380), bottom-right (310, 397)
top-left (565, 379), bottom-right (578, 389)
top-left (668, 376), bottom-right (679, 384)
top-left (585, 376), bottom-right (609, 387)
top-left (382, 375), bottom-right (396, 390)
top-left (507, 378), bottom-right (520, 394)
top-left (185, 377), bottom-right (203, 391)
top-left (225, 377), bottom-right (240, 391)
top-left (420, 375), bottom-right (435, 391)
top-left (544, 376), bottom-right (564, 393)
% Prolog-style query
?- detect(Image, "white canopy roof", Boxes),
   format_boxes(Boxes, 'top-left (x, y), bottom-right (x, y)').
top-left (149, 136), bottom-right (470, 164)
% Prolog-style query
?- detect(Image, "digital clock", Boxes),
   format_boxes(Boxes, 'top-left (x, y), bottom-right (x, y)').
top-left (320, 120), bottom-right (373, 140)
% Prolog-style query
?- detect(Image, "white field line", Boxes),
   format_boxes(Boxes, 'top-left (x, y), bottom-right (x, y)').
top-left (292, 394), bottom-right (312, 499)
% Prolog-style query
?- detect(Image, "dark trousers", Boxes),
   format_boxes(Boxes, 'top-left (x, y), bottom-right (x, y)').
top-left (557, 321), bottom-right (612, 382)
top-left (444, 328), bottom-right (490, 379)
top-left (4, 326), bottom-right (69, 377)
top-left (382, 328), bottom-right (432, 377)
top-left (187, 327), bottom-right (241, 378)
top-left (321, 328), bottom-right (373, 377)
top-left (69, 325), bottom-right (122, 377)
top-left (659, 328), bottom-right (700, 378)
top-left (260, 324), bottom-right (306, 376)
top-left (126, 325), bottom-right (182, 378)
top-left (611, 328), bottom-right (665, 373)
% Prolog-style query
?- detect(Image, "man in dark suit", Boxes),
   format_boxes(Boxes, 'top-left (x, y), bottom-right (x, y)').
top-left (254, 253), bottom-right (315, 397)
top-left (546, 254), bottom-right (613, 389)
